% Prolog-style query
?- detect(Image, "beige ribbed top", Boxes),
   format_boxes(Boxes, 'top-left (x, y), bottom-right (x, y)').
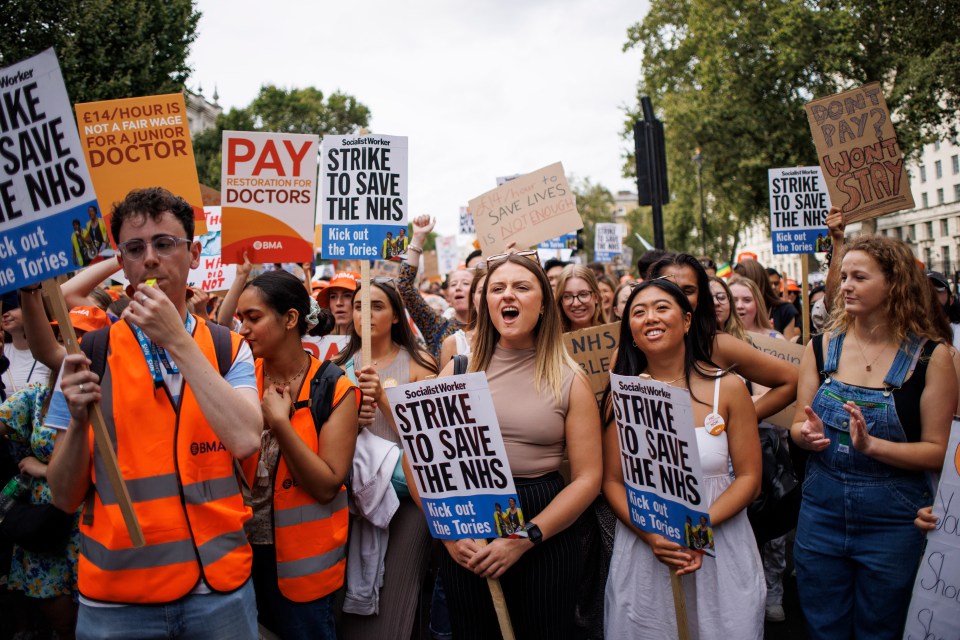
top-left (486, 346), bottom-right (575, 477)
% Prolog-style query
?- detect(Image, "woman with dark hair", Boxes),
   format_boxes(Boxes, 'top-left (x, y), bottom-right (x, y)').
top-left (602, 279), bottom-right (764, 639)
top-left (647, 254), bottom-right (797, 421)
top-left (236, 270), bottom-right (360, 640)
top-left (429, 252), bottom-right (601, 639)
top-left (334, 278), bottom-right (438, 639)
top-left (735, 259), bottom-right (800, 340)
top-left (791, 236), bottom-right (956, 639)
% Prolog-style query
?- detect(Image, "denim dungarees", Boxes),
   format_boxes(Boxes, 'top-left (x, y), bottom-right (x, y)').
top-left (794, 332), bottom-right (933, 640)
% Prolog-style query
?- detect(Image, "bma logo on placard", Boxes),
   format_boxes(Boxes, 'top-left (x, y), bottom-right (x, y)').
top-left (190, 441), bottom-right (226, 455)
top-left (253, 240), bottom-right (283, 250)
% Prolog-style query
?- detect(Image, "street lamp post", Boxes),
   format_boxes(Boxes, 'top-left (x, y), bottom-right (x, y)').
top-left (693, 147), bottom-right (706, 256)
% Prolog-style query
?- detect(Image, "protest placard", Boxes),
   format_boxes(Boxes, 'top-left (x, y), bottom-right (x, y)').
top-left (75, 93), bottom-right (206, 241)
top-left (319, 134), bottom-right (408, 260)
top-left (805, 83), bottom-right (914, 223)
top-left (769, 167), bottom-right (832, 255)
top-left (0, 49), bottom-right (100, 293)
top-left (220, 131), bottom-right (317, 264)
top-left (903, 419), bottom-right (960, 640)
top-left (539, 233), bottom-right (578, 251)
top-left (594, 223), bottom-right (623, 262)
top-left (369, 259), bottom-right (402, 280)
top-left (422, 250), bottom-right (440, 280)
top-left (746, 332), bottom-right (804, 429)
top-left (470, 162), bottom-right (582, 255)
top-left (301, 334), bottom-right (349, 361)
top-left (610, 373), bottom-right (714, 554)
top-left (386, 373), bottom-right (525, 540)
top-left (564, 323), bottom-right (620, 396)
top-left (436, 235), bottom-right (460, 274)
top-left (459, 206), bottom-right (474, 235)
top-left (496, 174), bottom-right (521, 186)
top-left (187, 207), bottom-right (237, 292)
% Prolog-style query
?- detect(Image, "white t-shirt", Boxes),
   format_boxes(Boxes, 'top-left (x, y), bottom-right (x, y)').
top-left (3, 342), bottom-right (52, 394)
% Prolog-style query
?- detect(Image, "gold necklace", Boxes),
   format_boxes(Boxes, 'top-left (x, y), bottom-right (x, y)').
top-left (853, 332), bottom-right (889, 372)
top-left (643, 372), bottom-right (686, 386)
top-left (264, 352), bottom-right (308, 387)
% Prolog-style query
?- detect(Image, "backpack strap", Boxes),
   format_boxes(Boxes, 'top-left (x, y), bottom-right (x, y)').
top-left (204, 320), bottom-right (234, 377)
top-left (453, 354), bottom-right (468, 375)
top-left (307, 360), bottom-right (347, 435)
top-left (813, 333), bottom-right (826, 385)
top-left (79, 325), bottom-right (111, 383)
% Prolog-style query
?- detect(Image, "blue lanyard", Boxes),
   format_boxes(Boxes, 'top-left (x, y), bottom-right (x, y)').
top-left (129, 315), bottom-right (194, 384)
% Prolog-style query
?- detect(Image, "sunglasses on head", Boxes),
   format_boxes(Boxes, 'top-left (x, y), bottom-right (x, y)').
top-left (481, 250), bottom-right (542, 270)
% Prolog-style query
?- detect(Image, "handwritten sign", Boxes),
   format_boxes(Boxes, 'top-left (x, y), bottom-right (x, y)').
top-left (610, 373), bottom-right (714, 554)
top-left (0, 49), bottom-right (99, 293)
top-left (805, 83), bottom-right (913, 223)
top-left (459, 206), bottom-right (474, 235)
top-left (386, 373), bottom-right (524, 540)
top-left (220, 131), bottom-right (317, 263)
top-left (563, 322), bottom-right (619, 395)
top-left (903, 419), bottom-right (960, 640)
top-left (594, 223), bottom-right (622, 262)
top-left (187, 207), bottom-right (236, 292)
top-left (436, 235), bottom-right (460, 275)
top-left (319, 134), bottom-right (408, 260)
top-left (469, 162), bottom-right (582, 255)
top-left (76, 93), bottom-right (205, 241)
top-left (746, 332), bottom-right (804, 430)
top-left (769, 167), bottom-right (832, 254)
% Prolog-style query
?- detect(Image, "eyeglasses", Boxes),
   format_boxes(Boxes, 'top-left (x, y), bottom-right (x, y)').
top-left (712, 292), bottom-right (728, 303)
top-left (480, 250), bottom-right (541, 270)
top-left (561, 292), bottom-right (595, 305)
top-left (118, 235), bottom-right (191, 261)
top-left (368, 276), bottom-right (398, 291)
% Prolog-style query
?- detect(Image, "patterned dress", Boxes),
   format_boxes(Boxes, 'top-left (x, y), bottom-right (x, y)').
top-left (0, 385), bottom-right (80, 599)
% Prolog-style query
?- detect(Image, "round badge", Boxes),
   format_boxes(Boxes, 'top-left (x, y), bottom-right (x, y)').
top-left (383, 378), bottom-right (398, 389)
top-left (704, 412), bottom-right (726, 436)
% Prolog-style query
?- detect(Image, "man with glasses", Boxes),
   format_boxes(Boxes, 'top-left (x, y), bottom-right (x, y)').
top-left (46, 187), bottom-right (262, 639)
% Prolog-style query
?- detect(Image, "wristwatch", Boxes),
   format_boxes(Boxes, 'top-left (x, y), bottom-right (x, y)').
top-left (522, 522), bottom-right (542, 545)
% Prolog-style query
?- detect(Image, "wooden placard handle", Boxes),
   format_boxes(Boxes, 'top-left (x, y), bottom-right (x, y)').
top-left (360, 261), bottom-right (372, 367)
top-left (473, 538), bottom-right (516, 640)
top-left (670, 569), bottom-right (690, 640)
top-left (41, 280), bottom-right (145, 547)
top-left (801, 258), bottom-right (811, 346)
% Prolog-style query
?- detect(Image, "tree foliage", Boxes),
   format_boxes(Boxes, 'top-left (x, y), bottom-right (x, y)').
top-left (624, 0), bottom-right (960, 260)
top-left (193, 85), bottom-right (371, 187)
top-left (573, 177), bottom-right (616, 263)
top-left (0, 0), bottom-right (200, 104)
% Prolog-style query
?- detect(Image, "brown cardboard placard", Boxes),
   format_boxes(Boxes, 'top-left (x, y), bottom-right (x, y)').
top-left (422, 250), bottom-right (440, 279)
top-left (469, 162), bottom-right (582, 255)
top-left (369, 259), bottom-right (402, 280)
top-left (805, 83), bottom-right (914, 223)
top-left (563, 322), bottom-right (620, 396)
top-left (746, 332), bottom-right (804, 429)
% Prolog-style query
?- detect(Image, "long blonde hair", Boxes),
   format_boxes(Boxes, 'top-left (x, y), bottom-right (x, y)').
top-left (554, 264), bottom-right (608, 331)
top-left (729, 275), bottom-right (773, 331)
top-left (709, 275), bottom-right (748, 341)
top-left (826, 235), bottom-right (942, 345)
top-left (470, 254), bottom-right (579, 401)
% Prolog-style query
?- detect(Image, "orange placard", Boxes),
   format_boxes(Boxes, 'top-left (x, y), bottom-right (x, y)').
top-left (75, 94), bottom-right (206, 244)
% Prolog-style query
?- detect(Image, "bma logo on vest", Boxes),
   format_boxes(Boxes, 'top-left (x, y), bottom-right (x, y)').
top-left (190, 440), bottom-right (226, 455)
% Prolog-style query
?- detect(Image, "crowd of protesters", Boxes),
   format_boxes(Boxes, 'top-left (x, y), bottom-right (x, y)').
top-left (1, 190), bottom-right (957, 640)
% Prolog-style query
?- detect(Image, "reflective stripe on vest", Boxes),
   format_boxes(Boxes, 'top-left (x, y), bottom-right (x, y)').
top-left (79, 318), bottom-right (252, 604)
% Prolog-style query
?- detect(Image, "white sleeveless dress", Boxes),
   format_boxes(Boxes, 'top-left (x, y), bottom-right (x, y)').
top-left (604, 377), bottom-right (765, 640)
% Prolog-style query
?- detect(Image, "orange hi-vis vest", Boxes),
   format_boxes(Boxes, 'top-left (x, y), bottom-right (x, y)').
top-left (243, 357), bottom-right (353, 602)
top-left (79, 317), bottom-right (252, 604)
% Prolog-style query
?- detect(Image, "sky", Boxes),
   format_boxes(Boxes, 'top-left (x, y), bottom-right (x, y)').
top-left (187, 0), bottom-right (648, 238)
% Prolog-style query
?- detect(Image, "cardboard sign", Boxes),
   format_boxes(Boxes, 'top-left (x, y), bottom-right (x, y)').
top-left (220, 131), bottom-right (318, 263)
top-left (0, 49), bottom-right (100, 293)
top-left (495, 174), bottom-right (521, 186)
top-left (470, 162), bottom-right (582, 255)
top-left (75, 93), bottom-right (205, 241)
top-left (903, 419), bottom-right (960, 640)
top-left (459, 206), bottom-right (474, 235)
top-left (539, 233), bottom-right (578, 251)
top-left (386, 373), bottom-right (525, 540)
top-left (187, 207), bottom-right (237, 292)
top-left (805, 83), bottom-right (914, 223)
top-left (594, 223), bottom-right (622, 262)
top-left (610, 373), bottom-right (715, 555)
top-left (769, 167), bottom-right (832, 255)
top-left (369, 258), bottom-right (402, 280)
top-left (746, 332), bottom-right (803, 429)
top-left (563, 322), bottom-right (620, 395)
top-left (319, 134), bottom-right (408, 260)
top-left (436, 235), bottom-right (460, 275)
top-left (422, 250), bottom-right (440, 279)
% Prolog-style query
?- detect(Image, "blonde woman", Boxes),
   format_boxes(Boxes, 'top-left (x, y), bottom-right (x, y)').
top-left (555, 264), bottom-right (608, 332)
top-left (430, 253), bottom-right (602, 639)
top-left (708, 275), bottom-right (747, 341)
top-left (729, 276), bottom-right (782, 338)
